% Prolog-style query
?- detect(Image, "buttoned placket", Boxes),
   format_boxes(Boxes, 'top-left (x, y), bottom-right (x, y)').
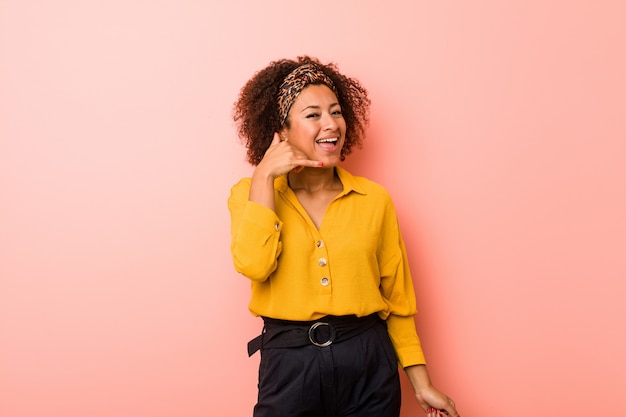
top-left (315, 236), bottom-right (331, 291)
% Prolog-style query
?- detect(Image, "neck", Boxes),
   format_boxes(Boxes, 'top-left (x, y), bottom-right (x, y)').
top-left (288, 167), bottom-right (340, 192)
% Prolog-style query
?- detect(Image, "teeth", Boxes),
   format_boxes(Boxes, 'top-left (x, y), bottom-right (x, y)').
top-left (317, 138), bottom-right (337, 143)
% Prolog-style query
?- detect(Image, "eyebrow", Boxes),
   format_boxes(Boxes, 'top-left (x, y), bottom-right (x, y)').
top-left (299, 102), bottom-right (340, 113)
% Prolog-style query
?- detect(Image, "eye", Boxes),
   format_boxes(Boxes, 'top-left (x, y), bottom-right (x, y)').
top-left (306, 113), bottom-right (320, 118)
top-left (332, 109), bottom-right (343, 116)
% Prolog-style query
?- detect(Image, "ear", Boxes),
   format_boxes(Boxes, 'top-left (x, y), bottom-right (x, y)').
top-left (278, 126), bottom-right (288, 140)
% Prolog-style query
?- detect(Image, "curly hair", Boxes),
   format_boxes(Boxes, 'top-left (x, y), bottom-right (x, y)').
top-left (233, 56), bottom-right (370, 166)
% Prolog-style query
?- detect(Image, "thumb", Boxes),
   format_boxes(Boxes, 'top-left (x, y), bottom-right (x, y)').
top-left (271, 132), bottom-right (281, 146)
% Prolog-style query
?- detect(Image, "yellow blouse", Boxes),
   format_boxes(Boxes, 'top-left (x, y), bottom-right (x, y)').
top-left (228, 166), bottom-right (426, 367)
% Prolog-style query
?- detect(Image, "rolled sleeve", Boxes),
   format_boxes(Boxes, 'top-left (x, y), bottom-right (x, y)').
top-left (377, 192), bottom-right (427, 367)
top-left (229, 181), bottom-right (283, 281)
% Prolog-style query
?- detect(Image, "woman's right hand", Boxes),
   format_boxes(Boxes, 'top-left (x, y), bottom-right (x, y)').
top-left (255, 133), bottom-right (324, 179)
top-left (248, 133), bottom-right (323, 211)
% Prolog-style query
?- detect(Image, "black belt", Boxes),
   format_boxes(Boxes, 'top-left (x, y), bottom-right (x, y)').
top-left (247, 314), bottom-right (381, 356)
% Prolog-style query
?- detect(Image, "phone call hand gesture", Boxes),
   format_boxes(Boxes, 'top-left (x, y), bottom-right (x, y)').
top-left (249, 133), bottom-right (324, 210)
top-left (256, 133), bottom-right (324, 179)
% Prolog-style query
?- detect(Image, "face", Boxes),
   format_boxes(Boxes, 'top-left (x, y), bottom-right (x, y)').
top-left (281, 84), bottom-right (346, 167)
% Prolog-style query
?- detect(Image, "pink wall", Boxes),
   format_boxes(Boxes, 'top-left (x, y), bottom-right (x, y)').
top-left (1, 1), bottom-right (625, 416)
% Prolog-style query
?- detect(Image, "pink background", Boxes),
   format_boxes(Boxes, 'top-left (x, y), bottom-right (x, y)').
top-left (1, 1), bottom-right (625, 416)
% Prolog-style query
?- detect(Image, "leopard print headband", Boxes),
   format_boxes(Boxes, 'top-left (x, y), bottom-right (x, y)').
top-left (277, 63), bottom-right (339, 127)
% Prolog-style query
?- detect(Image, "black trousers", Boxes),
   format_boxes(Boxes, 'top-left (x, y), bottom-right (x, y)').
top-left (253, 318), bottom-right (401, 417)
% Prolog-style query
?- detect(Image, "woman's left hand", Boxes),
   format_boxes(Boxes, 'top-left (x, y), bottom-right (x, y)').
top-left (404, 365), bottom-right (459, 417)
top-left (415, 385), bottom-right (458, 417)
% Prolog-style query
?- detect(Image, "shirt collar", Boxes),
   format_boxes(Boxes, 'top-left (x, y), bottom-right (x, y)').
top-left (275, 166), bottom-right (367, 196)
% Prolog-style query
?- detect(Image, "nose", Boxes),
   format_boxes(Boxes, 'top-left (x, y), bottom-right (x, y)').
top-left (321, 111), bottom-right (339, 131)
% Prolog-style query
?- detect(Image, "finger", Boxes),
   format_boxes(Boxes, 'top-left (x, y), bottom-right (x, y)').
top-left (292, 159), bottom-right (324, 169)
top-left (290, 159), bottom-right (323, 173)
top-left (440, 404), bottom-right (459, 417)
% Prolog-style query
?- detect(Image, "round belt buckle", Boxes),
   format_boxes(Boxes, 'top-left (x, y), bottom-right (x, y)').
top-left (308, 322), bottom-right (334, 347)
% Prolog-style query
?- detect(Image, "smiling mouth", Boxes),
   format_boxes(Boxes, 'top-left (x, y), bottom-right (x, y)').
top-left (316, 138), bottom-right (338, 144)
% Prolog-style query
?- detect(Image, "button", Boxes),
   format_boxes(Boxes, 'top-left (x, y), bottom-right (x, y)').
top-left (317, 258), bottom-right (327, 267)
top-left (320, 277), bottom-right (329, 286)
top-left (316, 240), bottom-right (324, 248)
top-left (274, 222), bottom-right (280, 231)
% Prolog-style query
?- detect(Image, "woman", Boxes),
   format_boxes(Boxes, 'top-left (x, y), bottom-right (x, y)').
top-left (229, 56), bottom-right (459, 417)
